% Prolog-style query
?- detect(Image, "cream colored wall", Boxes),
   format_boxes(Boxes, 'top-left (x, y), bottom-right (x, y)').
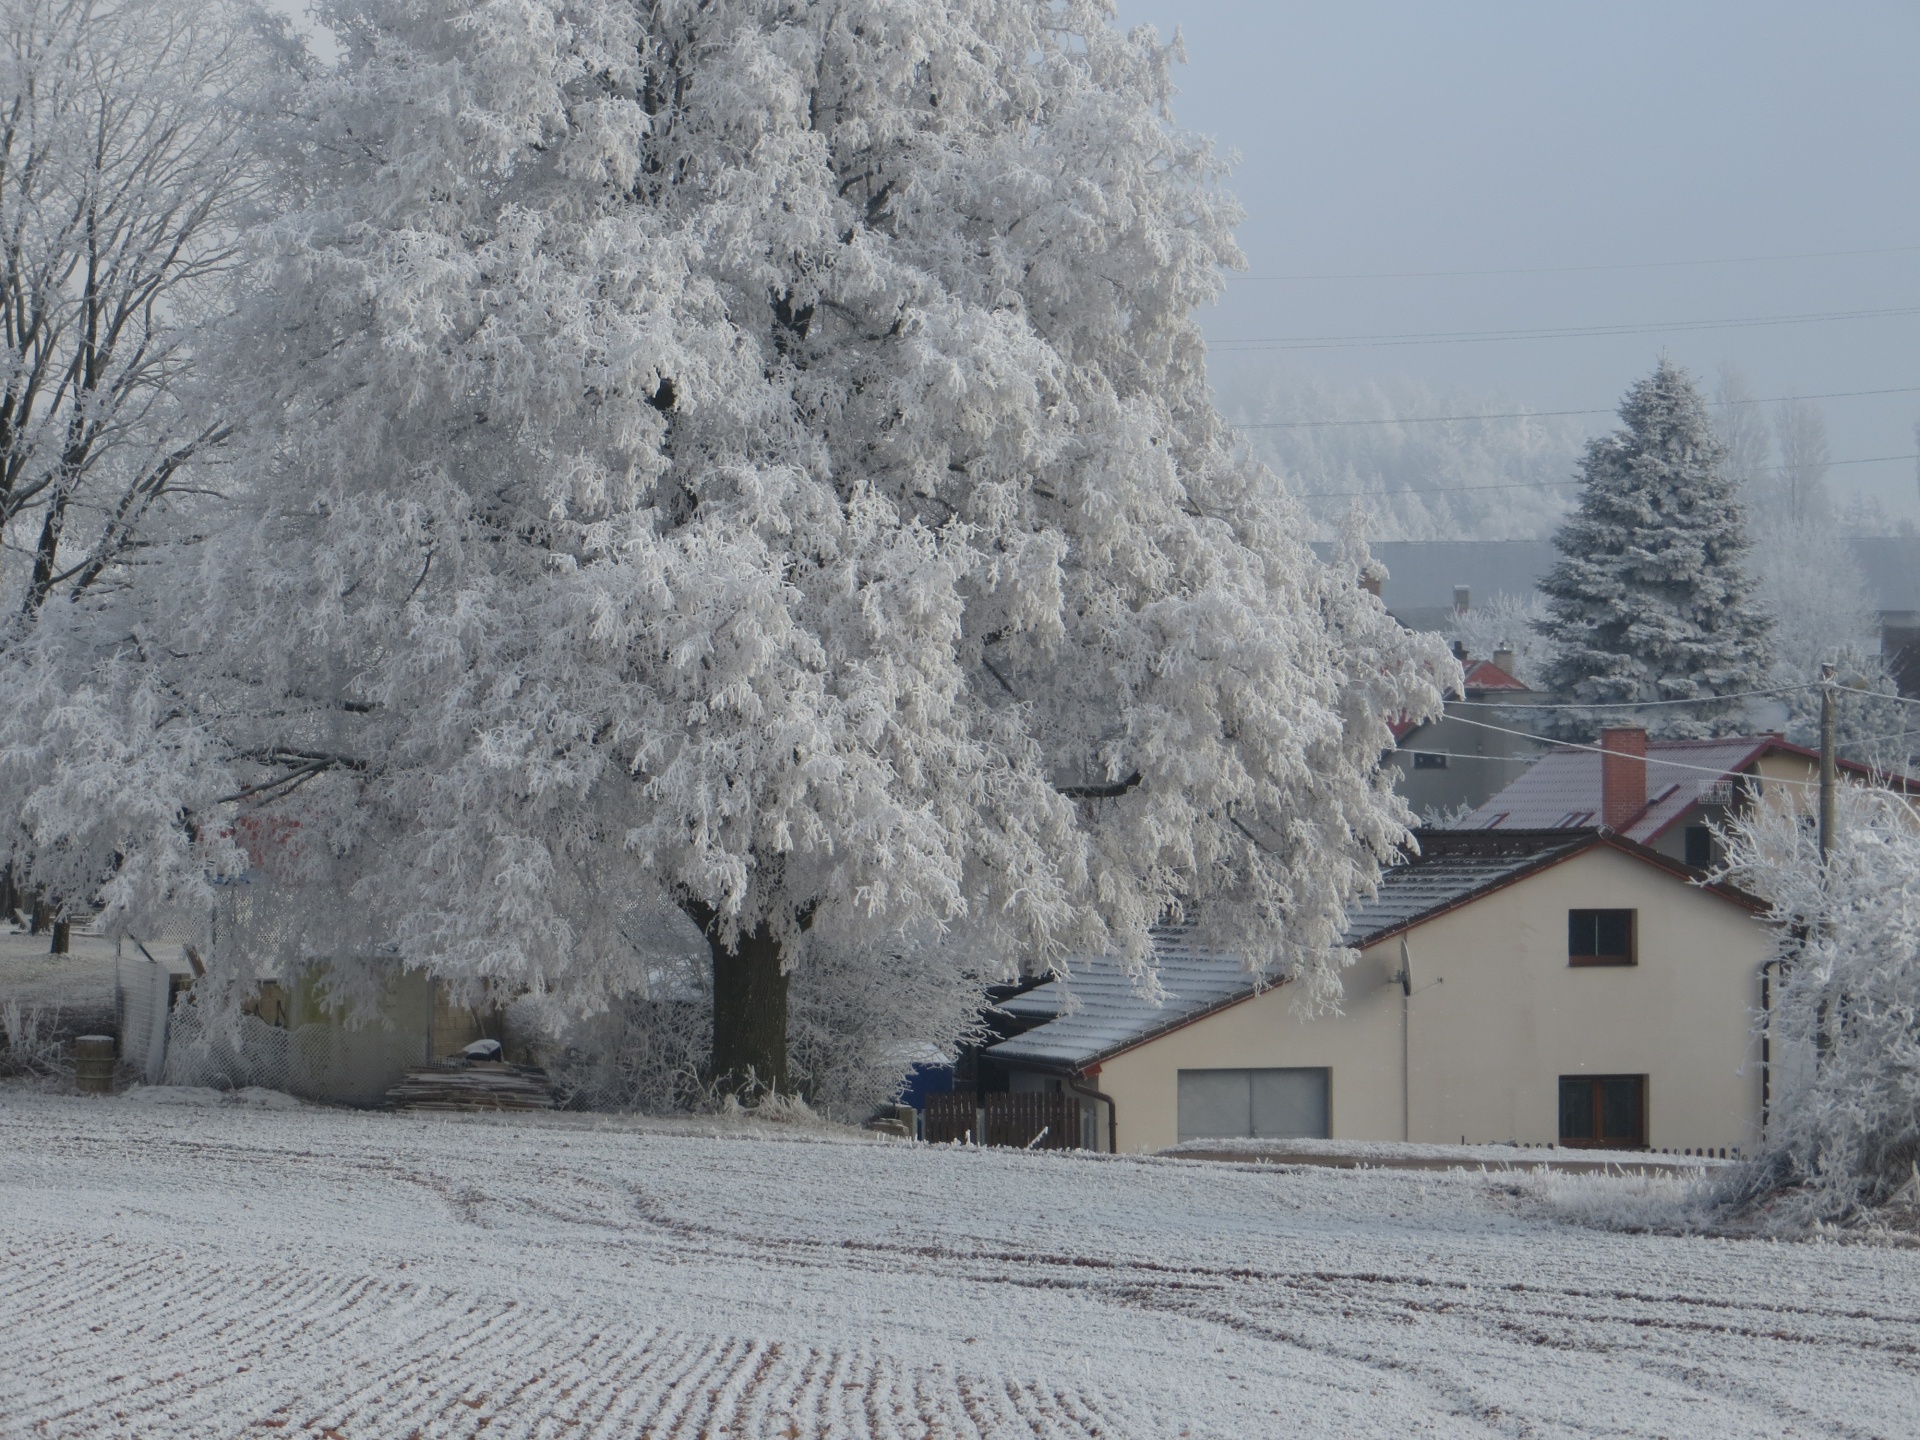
top-left (1095, 846), bottom-right (1770, 1154)
top-left (1095, 949), bottom-right (1404, 1155)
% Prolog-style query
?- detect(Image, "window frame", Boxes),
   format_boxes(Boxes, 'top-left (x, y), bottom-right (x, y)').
top-left (1411, 751), bottom-right (1448, 770)
top-left (1568, 907), bottom-right (1636, 967)
top-left (1558, 1073), bottom-right (1648, 1149)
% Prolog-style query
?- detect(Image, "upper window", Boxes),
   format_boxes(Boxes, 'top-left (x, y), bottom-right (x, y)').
top-left (1569, 908), bottom-right (1635, 966)
top-left (1684, 825), bottom-right (1713, 869)
top-left (1412, 752), bottom-right (1448, 770)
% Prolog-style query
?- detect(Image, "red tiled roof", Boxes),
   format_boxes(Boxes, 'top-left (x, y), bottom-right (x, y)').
top-left (1460, 658), bottom-right (1529, 692)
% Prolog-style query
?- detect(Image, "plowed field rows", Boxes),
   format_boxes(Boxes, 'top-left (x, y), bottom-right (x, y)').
top-left (3, 1089), bottom-right (1917, 1438)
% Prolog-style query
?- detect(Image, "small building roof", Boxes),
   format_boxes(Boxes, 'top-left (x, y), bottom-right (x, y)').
top-left (1460, 658), bottom-right (1530, 693)
top-left (1460, 734), bottom-right (1908, 843)
top-left (984, 830), bottom-right (1744, 1073)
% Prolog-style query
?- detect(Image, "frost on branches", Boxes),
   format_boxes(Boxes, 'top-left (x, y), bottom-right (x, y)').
top-left (0, 0), bottom-right (275, 623)
top-left (1718, 785), bottom-right (1920, 1228)
top-left (1536, 359), bottom-right (1771, 740)
top-left (0, 0), bottom-right (1449, 1097)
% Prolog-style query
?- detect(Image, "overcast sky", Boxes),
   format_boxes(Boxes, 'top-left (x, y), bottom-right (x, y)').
top-left (1115, 0), bottom-right (1920, 518)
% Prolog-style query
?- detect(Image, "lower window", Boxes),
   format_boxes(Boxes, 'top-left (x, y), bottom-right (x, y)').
top-left (1558, 1074), bottom-right (1647, 1149)
top-left (1177, 1067), bottom-right (1330, 1143)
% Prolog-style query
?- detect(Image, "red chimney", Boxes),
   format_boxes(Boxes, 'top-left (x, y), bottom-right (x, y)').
top-left (1600, 727), bottom-right (1648, 832)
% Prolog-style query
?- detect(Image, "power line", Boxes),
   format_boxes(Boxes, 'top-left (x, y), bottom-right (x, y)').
top-left (1231, 384), bottom-right (1920, 432)
top-left (1212, 303), bottom-right (1920, 353)
top-left (1446, 685), bottom-right (1808, 713)
top-left (1291, 452), bottom-right (1920, 499)
top-left (1437, 711), bottom-right (1919, 788)
top-left (1235, 242), bottom-right (1920, 283)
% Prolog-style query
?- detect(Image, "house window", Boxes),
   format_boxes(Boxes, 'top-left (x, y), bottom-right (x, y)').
top-left (1559, 1075), bottom-right (1646, 1149)
top-left (1412, 752), bottom-right (1448, 770)
top-left (1684, 825), bottom-right (1713, 869)
top-left (1568, 908), bottom-right (1635, 966)
top-left (1177, 1068), bottom-right (1330, 1143)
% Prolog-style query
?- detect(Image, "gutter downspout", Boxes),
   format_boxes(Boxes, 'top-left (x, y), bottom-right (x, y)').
top-left (1398, 937), bottom-right (1413, 1143)
top-left (1067, 1072), bottom-right (1118, 1154)
top-left (1759, 956), bottom-right (1780, 1134)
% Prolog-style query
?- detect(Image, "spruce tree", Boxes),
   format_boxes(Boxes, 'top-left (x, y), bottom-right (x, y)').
top-left (1537, 359), bottom-right (1771, 738)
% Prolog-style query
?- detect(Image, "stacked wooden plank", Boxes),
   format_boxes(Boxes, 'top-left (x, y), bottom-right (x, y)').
top-left (387, 1061), bottom-right (554, 1112)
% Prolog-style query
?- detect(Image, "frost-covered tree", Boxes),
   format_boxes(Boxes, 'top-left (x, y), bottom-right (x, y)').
top-left (1717, 785), bottom-right (1920, 1227)
top-left (0, 0), bottom-right (1450, 1094)
top-left (1536, 358), bottom-right (1771, 738)
top-left (0, 0), bottom-right (279, 623)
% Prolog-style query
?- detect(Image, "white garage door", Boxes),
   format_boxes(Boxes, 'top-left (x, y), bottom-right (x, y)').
top-left (1177, 1067), bottom-right (1330, 1143)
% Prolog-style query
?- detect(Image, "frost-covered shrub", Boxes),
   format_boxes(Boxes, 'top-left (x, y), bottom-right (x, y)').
top-left (0, 1002), bottom-right (70, 1079)
top-left (1715, 786), bottom-right (1920, 1227)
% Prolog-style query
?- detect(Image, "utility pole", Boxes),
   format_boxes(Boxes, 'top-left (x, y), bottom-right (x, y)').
top-left (1818, 662), bottom-right (1837, 866)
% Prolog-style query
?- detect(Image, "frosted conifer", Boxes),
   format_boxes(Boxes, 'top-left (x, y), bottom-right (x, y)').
top-left (1536, 359), bottom-right (1771, 738)
top-left (0, 0), bottom-right (1451, 1093)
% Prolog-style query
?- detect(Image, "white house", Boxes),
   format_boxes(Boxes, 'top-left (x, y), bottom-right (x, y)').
top-left (982, 828), bottom-right (1770, 1155)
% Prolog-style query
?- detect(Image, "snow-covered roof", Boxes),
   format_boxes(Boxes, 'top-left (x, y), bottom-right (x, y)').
top-left (1462, 736), bottom-right (1772, 841)
top-left (986, 831), bottom-right (1601, 1071)
top-left (1458, 734), bottom-right (1920, 842)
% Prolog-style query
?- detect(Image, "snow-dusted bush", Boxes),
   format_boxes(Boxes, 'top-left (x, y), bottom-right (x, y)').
top-left (1445, 591), bottom-right (1551, 687)
top-left (0, 1001), bottom-right (69, 1079)
top-left (1715, 785), bottom-right (1920, 1228)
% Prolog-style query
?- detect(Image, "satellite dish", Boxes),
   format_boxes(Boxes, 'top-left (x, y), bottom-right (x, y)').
top-left (1398, 937), bottom-right (1413, 997)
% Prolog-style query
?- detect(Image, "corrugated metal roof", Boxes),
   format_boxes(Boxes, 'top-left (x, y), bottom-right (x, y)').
top-left (1461, 737), bottom-right (1772, 842)
top-left (986, 832), bottom-right (1594, 1070)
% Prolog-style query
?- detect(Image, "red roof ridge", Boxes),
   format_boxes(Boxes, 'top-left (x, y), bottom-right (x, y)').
top-left (1460, 658), bottom-right (1529, 691)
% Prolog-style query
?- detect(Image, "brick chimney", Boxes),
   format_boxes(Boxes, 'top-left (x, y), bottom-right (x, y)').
top-left (1492, 642), bottom-right (1516, 675)
top-left (1599, 727), bottom-right (1648, 832)
top-left (1453, 584), bottom-right (1470, 615)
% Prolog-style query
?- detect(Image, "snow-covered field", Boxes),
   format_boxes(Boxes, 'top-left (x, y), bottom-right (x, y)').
top-left (3, 1088), bottom-right (1916, 1439)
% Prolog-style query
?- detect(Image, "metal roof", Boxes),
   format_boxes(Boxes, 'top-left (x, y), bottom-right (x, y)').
top-left (986, 831), bottom-right (1597, 1071)
top-left (1461, 737), bottom-right (1775, 842)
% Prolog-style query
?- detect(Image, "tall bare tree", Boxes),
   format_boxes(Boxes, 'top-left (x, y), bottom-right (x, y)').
top-left (0, 0), bottom-right (275, 625)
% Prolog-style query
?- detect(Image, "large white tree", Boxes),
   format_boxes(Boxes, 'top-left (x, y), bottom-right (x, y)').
top-left (1, 0), bottom-right (1449, 1092)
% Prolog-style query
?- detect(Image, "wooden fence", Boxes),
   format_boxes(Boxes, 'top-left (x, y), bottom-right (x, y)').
top-left (923, 1092), bottom-right (1086, 1150)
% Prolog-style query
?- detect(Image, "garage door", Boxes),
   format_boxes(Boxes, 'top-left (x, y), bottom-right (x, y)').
top-left (1177, 1067), bottom-right (1330, 1143)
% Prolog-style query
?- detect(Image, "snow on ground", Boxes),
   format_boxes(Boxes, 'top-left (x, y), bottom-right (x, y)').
top-left (0, 929), bottom-right (122, 1017)
top-left (3, 1087), bottom-right (1916, 1439)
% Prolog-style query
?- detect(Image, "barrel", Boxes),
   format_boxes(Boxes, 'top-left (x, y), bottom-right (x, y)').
top-left (73, 1036), bottom-right (115, 1095)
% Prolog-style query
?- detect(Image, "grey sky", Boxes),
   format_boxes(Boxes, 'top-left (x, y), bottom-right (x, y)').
top-left (1116, 1), bottom-right (1920, 518)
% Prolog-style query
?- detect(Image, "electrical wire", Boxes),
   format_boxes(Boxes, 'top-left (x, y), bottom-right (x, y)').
top-left (1230, 384), bottom-right (1920, 431)
top-left (1433, 711), bottom-right (1918, 790)
top-left (1446, 684), bottom-right (1808, 712)
top-left (1234, 242), bottom-right (1920, 283)
top-left (1212, 303), bottom-right (1920, 353)
top-left (1291, 452), bottom-right (1920, 499)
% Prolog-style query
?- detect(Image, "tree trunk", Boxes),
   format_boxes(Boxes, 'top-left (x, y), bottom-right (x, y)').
top-left (50, 919), bottom-right (70, 955)
top-left (706, 920), bottom-right (790, 1097)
